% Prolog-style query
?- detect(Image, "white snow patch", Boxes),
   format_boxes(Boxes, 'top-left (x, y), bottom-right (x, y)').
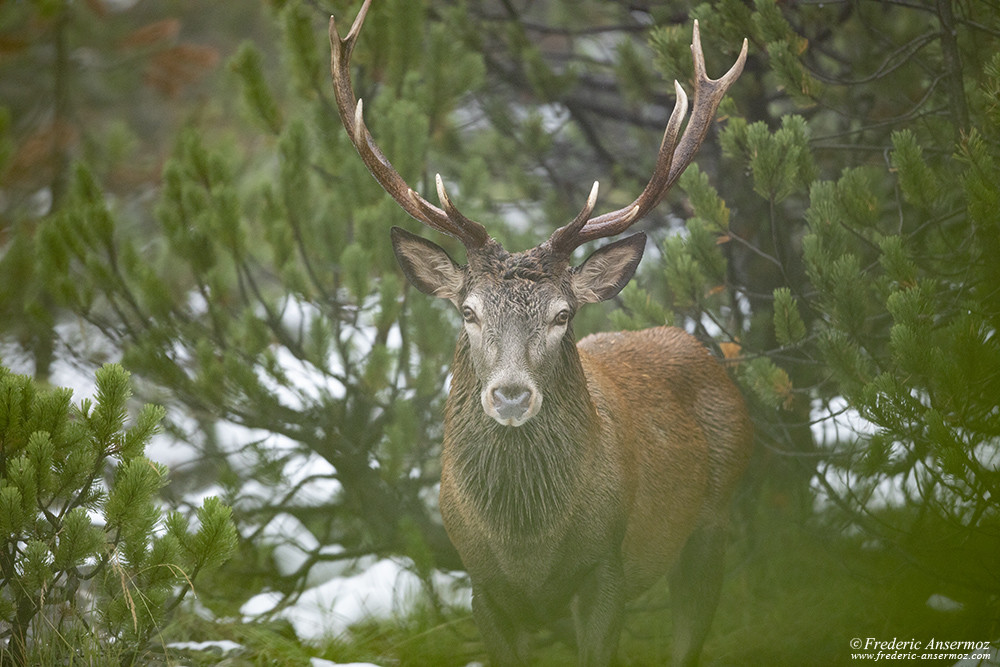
top-left (259, 296), bottom-right (352, 410)
top-left (241, 557), bottom-right (470, 641)
top-left (811, 396), bottom-right (879, 447)
top-left (812, 463), bottom-right (916, 513)
top-left (925, 593), bottom-right (964, 613)
top-left (260, 513), bottom-right (356, 584)
top-left (240, 590), bottom-right (283, 617)
top-left (167, 640), bottom-right (243, 654)
top-left (147, 432), bottom-right (202, 470)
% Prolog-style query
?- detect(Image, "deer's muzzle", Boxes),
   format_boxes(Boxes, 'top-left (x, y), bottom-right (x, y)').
top-left (483, 381), bottom-right (540, 427)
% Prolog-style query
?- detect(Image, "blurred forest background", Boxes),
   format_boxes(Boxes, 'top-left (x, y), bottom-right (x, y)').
top-left (1, 0), bottom-right (998, 664)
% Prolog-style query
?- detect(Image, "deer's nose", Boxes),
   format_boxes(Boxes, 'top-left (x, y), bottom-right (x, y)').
top-left (491, 385), bottom-right (534, 423)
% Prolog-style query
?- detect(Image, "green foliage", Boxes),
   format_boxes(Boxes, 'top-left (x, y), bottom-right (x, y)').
top-left (680, 164), bottom-right (730, 233)
top-left (662, 232), bottom-right (709, 311)
top-left (282, 2), bottom-right (323, 95)
top-left (707, 0), bottom-right (1000, 603)
top-left (772, 287), bottom-right (805, 346)
top-left (0, 364), bottom-right (236, 665)
top-left (22, 0), bottom-right (489, 612)
top-left (232, 41), bottom-right (284, 133)
top-left (608, 281), bottom-right (671, 332)
top-left (739, 355), bottom-right (792, 411)
top-left (648, 24), bottom-right (692, 87)
top-left (615, 38), bottom-right (656, 106)
top-left (751, 0), bottom-right (822, 106)
top-left (890, 130), bottom-right (942, 211)
top-left (721, 115), bottom-right (815, 203)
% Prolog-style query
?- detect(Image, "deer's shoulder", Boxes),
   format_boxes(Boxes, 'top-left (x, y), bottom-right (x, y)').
top-left (577, 325), bottom-right (710, 365)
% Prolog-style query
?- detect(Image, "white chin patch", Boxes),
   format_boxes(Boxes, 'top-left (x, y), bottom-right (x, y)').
top-left (491, 413), bottom-right (529, 428)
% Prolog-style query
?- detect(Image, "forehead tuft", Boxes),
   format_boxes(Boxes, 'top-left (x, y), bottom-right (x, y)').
top-left (464, 244), bottom-right (574, 305)
top-left (499, 247), bottom-right (563, 282)
top-left (468, 240), bottom-right (569, 279)
top-left (502, 262), bottom-right (547, 282)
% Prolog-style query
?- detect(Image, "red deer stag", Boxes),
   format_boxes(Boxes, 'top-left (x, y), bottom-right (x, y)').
top-left (330, 2), bottom-right (752, 665)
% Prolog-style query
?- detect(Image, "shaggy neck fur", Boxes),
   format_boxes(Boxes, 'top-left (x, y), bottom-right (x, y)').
top-left (445, 330), bottom-right (599, 542)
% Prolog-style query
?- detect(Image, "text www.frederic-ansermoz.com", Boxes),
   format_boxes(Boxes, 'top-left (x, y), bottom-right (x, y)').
top-left (850, 637), bottom-right (996, 662)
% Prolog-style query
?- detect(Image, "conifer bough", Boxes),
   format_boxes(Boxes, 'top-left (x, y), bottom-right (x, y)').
top-left (0, 363), bottom-right (237, 666)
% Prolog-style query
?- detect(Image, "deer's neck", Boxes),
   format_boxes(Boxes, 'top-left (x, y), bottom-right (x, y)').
top-left (444, 335), bottom-right (599, 540)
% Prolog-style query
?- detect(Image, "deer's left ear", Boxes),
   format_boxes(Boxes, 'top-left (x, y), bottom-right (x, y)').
top-left (571, 232), bottom-right (646, 304)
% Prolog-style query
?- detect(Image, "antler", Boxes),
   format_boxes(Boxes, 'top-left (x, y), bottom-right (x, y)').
top-left (547, 21), bottom-right (748, 257)
top-left (331, 2), bottom-right (745, 256)
top-left (329, 0), bottom-right (491, 249)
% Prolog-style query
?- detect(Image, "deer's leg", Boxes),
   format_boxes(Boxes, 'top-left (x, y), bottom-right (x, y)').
top-left (668, 522), bottom-right (728, 667)
top-left (472, 587), bottom-right (531, 667)
top-left (570, 554), bottom-right (626, 667)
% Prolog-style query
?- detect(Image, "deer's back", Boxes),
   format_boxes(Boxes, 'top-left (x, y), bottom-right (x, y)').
top-left (578, 325), bottom-right (753, 594)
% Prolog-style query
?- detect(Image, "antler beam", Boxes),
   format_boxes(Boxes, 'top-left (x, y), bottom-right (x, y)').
top-left (329, 0), bottom-right (491, 249)
top-left (331, 1), bottom-right (746, 257)
top-left (548, 21), bottom-right (748, 256)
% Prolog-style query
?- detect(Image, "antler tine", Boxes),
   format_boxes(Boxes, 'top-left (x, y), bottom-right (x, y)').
top-left (547, 181), bottom-right (601, 255)
top-left (329, 0), bottom-right (490, 249)
top-left (547, 86), bottom-right (686, 256)
top-left (667, 21), bottom-right (748, 186)
top-left (549, 20), bottom-right (748, 255)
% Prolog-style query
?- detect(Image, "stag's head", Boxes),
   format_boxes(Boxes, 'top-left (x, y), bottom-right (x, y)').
top-left (390, 215), bottom-right (646, 427)
top-left (330, 0), bottom-right (746, 427)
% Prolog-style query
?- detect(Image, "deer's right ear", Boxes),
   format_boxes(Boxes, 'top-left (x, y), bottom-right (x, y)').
top-left (571, 232), bottom-right (646, 304)
top-left (391, 227), bottom-right (464, 303)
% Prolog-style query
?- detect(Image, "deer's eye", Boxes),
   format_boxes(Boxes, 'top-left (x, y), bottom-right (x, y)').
top-left (462, 306), bottom-right (479, 324)
top-left (553, 309), bottom-right (571, 326)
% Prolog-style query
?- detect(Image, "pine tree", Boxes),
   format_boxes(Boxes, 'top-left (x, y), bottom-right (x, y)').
top-left (0, 363), bottom-right (237, 666)
top-left (626, 0), bottom-right (1000, 600)
top-left (32, 0), bottom-right (491, 599)
top-left (0, 0), bottom-right (232, 380)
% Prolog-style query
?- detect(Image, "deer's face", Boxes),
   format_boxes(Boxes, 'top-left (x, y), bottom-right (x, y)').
top-left (392, 227), bottom-right (644, 427)
top-left (458, 274), bottom-right (573, 426)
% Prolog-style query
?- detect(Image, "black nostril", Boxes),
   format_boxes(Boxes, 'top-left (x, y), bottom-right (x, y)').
top-left (492, 385), bottom-right (532, 420)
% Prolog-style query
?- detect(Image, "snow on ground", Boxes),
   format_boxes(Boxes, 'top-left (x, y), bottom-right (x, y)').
top-left (165, 640), bottom-right (243, 654)
top-left (241, 556), bottom-right (470, 641)
top-left (165, 640), bottom-right (384, 667)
